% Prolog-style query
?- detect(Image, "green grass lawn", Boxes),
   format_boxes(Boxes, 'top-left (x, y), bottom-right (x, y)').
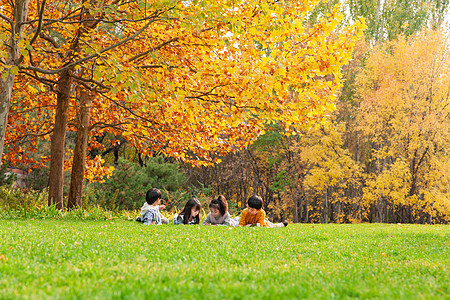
top-left (0, 220), bottom-right (448, 299)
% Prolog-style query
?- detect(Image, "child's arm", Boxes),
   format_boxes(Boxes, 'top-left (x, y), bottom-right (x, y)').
top-left (203, 213), bottom-right (212, 225)
top-left (238, 210), bottom-right (248, 227)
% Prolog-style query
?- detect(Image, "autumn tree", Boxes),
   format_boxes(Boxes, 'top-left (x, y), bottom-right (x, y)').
top-left (185, 1), bottom-right (450, 224)
top-left (2, 0), bottom-right (364, 209)
top-left (0, 0), bottom-right (29, 166)
top-left (348, 0), bottom-right (449, 42)
top-left (356, 28), bottom-right (450, 223)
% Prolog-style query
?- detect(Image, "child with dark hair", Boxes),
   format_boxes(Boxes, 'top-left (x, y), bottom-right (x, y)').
top-left (174, 198), bottom-right (201, 225)
top-left (137, 188), bottom-right (169, 225)
top-left (203, 195), bottom-right (235, 226)
top-left (238, 195), bottom-right (288, 228)
top-left (216, 195), bottom-right (228, 212)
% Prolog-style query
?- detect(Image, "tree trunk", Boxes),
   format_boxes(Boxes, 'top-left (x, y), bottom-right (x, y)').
top-left (293, 196), bottom-right (299, 223)
top-left (48, 1), bottom-right (101, 209)
top-left (48, 70), bottom-right (73, 208)
top-left (0, 0), bottom-right (30, 166)
top-left (375, 0), bottom-right (384, 41)
top-left (323, 188), bottom-right (328, 224)
top-left (305, 198), bottom-right (309, 223)
top-left (67, 87), bottom-right (91, 209)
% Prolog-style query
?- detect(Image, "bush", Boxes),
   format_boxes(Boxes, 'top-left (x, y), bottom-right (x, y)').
top-left (0, 164), bottom-right (15, 186)
top-left (0, 186), bottom-right (48, 210)
top-left (0, 185), bottom-right (137, 220)
top-left (85, 157), bottom-right (187, 210)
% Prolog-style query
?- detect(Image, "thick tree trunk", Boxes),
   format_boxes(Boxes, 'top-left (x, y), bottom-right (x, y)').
top-left (0, 0), bottom-right (30, 166)
top-left (67, 88), bottom-right (91, 209)
top-left (48, 70), bottom-right (72, 208)
top-left (48, 1), bottom-right (100, 209)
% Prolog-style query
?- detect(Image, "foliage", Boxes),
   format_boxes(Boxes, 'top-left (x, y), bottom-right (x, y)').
top-left (0, 185), bottom-right (140, 220)
top-left (0, 186), bottom-right (48, 211)
top-left (355, 28), bottom-right (450, 223)
top-left (0, 220), bottom-right (448, 299)
top-left (348, 0), bottom-right (449, 42)
top-left (0, 164), bottom-right (15, 186)
top-left (85, 157), bottom-right (187, 210)
top-left (1, 0), bottom-right (365, 208)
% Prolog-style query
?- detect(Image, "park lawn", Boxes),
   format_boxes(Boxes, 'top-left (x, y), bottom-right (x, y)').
top-left (0, 220), bottom-right (448, 299)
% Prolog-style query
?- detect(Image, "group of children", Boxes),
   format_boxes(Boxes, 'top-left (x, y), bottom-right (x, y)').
top-left (137, 188), bottom-right (288, 228)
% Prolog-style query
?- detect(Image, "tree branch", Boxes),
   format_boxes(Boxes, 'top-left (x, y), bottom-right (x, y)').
top-left (0, 13), bottom-right (13, 25)
top-left (71, 74), bottom-right (110, 90)
top-left (29, 0), bottom-right (46, 46)
top-left (20, 9), bottom-right (165, 75)
top-left (128, 37), bottom-right (179, 62)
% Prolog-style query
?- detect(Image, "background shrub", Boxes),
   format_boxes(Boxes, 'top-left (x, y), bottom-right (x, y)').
top-left (84, 157), bottom-right (187, 210)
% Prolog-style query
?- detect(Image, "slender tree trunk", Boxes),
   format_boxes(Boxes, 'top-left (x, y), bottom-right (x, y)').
top-left (293, 196), bottom-right (299, 223)
top-left (0, 0), bottom-right (30, 166)
top-left (48, 70), bottom-right (73, 208)
top-left (0, 71), bottom-right (15, 167)
top-left (323, 188), bottom-right (328, 224)
top-left (375, 0), bottom-right (384, 41)
top-left (67, 87), bottom-right (91, 209)
top-left (305, 198), bottom-right (309, 223)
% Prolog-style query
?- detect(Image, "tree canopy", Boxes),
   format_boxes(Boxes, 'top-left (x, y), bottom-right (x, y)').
top-left (1, 0), bottom-right (364, 208)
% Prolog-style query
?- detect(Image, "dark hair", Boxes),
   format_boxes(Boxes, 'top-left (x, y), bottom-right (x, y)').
top-left (216, 195), bottom-right (228, 213)
top-left (146, 188), bottom-right (162, 205)
top-left (209, 198), bottom-right (226, 217)
top-left (180, 198), bottom-right (201, 224)
top-left (247, 195), bottom-right (263, 210)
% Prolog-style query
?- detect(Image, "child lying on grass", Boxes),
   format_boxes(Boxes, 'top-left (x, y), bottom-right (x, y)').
top-left (237, 195), bottom-right (288, 228)
top-left (203, 195), bottom-right (236, 226)
top-left (173, 198), bottom-right (201, 225)
top-left (136, 188), bottom-right (169, 225)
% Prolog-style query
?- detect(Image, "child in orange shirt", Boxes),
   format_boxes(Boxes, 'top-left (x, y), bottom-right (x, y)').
top-left (238, 195), bottom-right (288, 228)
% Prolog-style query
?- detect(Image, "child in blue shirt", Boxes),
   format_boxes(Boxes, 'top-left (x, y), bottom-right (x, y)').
top-left (138, 188), bottom-right (169, 225)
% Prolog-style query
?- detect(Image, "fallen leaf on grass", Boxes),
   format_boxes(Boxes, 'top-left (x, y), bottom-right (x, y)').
top-left (380, 252), bottom-right (388, 257)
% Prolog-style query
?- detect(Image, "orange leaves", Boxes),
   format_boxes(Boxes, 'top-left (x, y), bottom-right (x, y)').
top-left (3, 0), bottom-right (365, 175)
top-left (85, 156), bottom-right (115, 183)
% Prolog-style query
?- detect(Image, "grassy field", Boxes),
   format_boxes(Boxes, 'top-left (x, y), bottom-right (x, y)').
top-left (0, 220), bottom-right (448, 299)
